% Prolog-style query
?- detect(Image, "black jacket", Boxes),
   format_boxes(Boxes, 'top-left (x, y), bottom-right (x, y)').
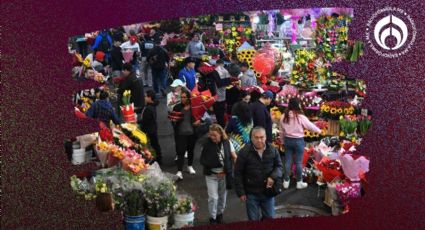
top-left (147, 46), bottom-right (169, 70)
top-left (117, 72), bottom-right (145, 110)
top-left (139, 101), bottom-right (158, 135)
top-left (200, 138), bottom-right (234, 189)
top-left (250, 101), bottom-right (273, 143)
top-left (110, 45), bottom-right (124, 71)
top-left (234, 143), bottom-right (282, 197)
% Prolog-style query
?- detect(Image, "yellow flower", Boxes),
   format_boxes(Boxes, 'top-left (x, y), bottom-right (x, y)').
top-left (324, 107), bottom-right (330, 112)
top-left (344, 108), bottom-right (349, 114)
top-left (232, 32), bottom-right (238, 37)
top-left (100, 188), bottom-right (106, 193)
top-left (340, 131), bottom-right (345, 136)
top-left (337, 108), bottom-right (343, 114)
top-left (231, 27), bottom-right (236, 31)
top-left (330, 108), bottom-right (337, 114)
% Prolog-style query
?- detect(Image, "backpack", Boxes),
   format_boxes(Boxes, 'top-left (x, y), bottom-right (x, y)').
top-left (98, 34), bottom-right (111, 53)
top-left (148, 47), bottom-right (166, 69)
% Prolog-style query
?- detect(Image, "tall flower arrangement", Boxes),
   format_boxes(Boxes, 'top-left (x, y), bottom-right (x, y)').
top-left (121, 90), bottom-right (136, 123)
top-left (315, 14), bottom-right (351, 62)
top-left (222, 25), bottom-right (252, 54)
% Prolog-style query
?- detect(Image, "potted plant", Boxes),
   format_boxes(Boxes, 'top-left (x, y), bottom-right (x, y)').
top-left (173, 195), bottom-right (197, 228)
top-left (115, 189), bottom-right (147, 230)
top-left (144, 177), bottom-right (177, 230)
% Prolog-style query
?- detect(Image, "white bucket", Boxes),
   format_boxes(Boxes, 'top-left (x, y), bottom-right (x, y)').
top-left (173, 212), bottom-right (194, 228)
top-left (146, 215), bottom-right (168, 230)
top-left (72, 142), bottom-right (81, 149)
top-left (85, 150), bottom-right (93, 162)
top-left (72, 148), bottom-right (86, 165)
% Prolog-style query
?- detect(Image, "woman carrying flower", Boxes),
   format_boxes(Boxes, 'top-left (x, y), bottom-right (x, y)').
top-left (279, 98), bottom-right (321, 190)
top-left (200, 124), bottom-right (236, 224)
top-left (170, 89), bottom-right (200, 180)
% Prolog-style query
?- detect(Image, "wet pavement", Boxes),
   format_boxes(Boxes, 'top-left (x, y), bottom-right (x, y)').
top-left (149, 89), bottom-right (331, 226)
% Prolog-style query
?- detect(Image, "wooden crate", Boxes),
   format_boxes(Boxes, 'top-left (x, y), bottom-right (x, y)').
top-left (327, 120), bottom-right (340, 136)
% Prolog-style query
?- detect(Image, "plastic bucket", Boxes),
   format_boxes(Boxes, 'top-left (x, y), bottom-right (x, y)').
top-left (124, 214), bottom-right (145, 230)
top-left (72, 148), bottom-right (86, 164)
top-left (146, 215), bottom-right (168, 230)
top-left (85, 149), bottom-right (93, 162)
top-left (173, 212), bottom-right (194, 228)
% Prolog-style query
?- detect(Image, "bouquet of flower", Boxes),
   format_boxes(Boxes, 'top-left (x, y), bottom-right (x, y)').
top-left (70, 175), bottom-right (96, 200)
top-left (237, 42), bottom-right (256, 69)
top-left (121, 123), bottom-right (148, 145)
top-left (355, 80), bottom-right (366, 97)
top-left (166, 37), bottom-right (188, 53)
top-left (191, 87), bottom-right (216, 121)
top-left (121, 149), bottom-right (148, 174)
top-left (321, 101), bottom-right (354, 120)
top-left (174, 194), bottom-right (197, 215)
top-left (290, 49), bottom-right (318, 89)
top-left (314, 157), bottom-right (345, 183)
top-left (95, 141), bottom-right (111, 168)
top-left (339, 115), bottom-right (358, 137)
top-left (315, 14), bottom-right (352, 63)
top-left (143, 169), bottom-right (177, 217)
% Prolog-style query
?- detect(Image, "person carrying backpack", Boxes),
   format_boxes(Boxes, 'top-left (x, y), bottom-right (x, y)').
top-left (92, 30), bottom-right (113, 64)
top-left (147, 41), bottom-right (170, 97)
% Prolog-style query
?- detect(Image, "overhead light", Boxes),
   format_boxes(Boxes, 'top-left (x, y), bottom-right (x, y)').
top-left (284, 15), bottom-right (291, 20)
top-left (253, 16), bottom-right (260, 24)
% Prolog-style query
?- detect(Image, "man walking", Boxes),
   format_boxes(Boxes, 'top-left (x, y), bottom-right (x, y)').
top-left (147, 40), bottom-right (169, 97)
top-left (250, 91), bottom-right (273, 143)
top-left (234, 126), bottom-right (282, 221)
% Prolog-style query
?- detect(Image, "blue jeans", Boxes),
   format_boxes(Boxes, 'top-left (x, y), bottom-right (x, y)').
top-left (205, 175), bottom-right (227, 219)
top-left (151, 68), bottom-right (167, 93)
top-left (246, 194), bottom-right (275, 221)
top-left (284, 137), bottom-right (305, 181)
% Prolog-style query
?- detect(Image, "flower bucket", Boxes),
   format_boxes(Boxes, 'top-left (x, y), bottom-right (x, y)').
top-left (95, 148), bottom-right (110, 168)
top-left (72, 148), bottom-right (86, 165)
top-left (124, 214), bottom-right (145, 230)
top-left (146, 216), bottom-right (168, 230)
top-left (121, 103), bottom-right (137, 123)
top-left (173, 212), bottom-right (194, 228)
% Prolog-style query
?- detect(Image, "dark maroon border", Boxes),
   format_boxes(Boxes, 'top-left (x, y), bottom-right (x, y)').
top-left (2, 0), bottom-right (425, 229)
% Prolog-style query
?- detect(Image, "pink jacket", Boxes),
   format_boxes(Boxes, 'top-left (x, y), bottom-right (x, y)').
top-left (279, 111), bottom-right (321, 140)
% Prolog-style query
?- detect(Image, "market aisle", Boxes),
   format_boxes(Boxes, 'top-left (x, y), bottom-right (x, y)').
top-left (153, 93), bottom-right (330, 226)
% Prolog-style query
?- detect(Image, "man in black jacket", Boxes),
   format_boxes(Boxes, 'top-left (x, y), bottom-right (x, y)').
top-left (117, 63), bottom-right (145, 113)
top-left (140, 90), bottom-right (162, 164)
top-left (250, 90), bottom-right (273, 143)
top-left (234, 126), bottom-right (282, 221)
top-left (147, 41), bottom-right (170, 97)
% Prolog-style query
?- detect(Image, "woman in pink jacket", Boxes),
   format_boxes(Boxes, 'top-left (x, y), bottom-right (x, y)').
top-left (279, 98), bottom-right (321, 189)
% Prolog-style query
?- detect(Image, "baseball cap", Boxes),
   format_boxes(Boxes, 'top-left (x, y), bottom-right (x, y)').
top-left (262, 90), bottom-right (274, 99)
top-left (130, 36), bottom-right (137, 43)
top-left (170, 79), bottom-right (186, 88)
top-left (95, 51), bottom-right (105, 62)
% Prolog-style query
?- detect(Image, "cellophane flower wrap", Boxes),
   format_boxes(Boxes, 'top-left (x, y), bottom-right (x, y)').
top-left (143, 164), bottom-right (178, 217)
top-left (174, 193), bottom-right (197, 215)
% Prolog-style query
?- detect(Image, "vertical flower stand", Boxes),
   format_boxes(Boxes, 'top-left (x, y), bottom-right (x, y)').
top-left (124, 214), bottom-right (146, 230)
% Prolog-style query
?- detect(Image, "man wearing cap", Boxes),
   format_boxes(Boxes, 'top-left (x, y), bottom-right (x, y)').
top-left (178, 57), bottom-right (197, 91)
top-left (120, 35), bottom-right (141, 76)
top-left (250, 91), bottom-right (273, 143)
top-left (92, 51), bottom-right (106, 73)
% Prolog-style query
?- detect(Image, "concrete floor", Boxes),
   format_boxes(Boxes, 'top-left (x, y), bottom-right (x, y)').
top-left (149, 90), bottom-right (331, 226)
